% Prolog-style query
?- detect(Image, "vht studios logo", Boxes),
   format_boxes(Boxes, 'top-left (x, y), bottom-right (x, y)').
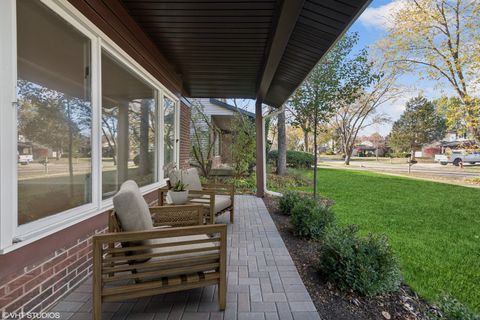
top-left (1, 312), bottom-right (60, 319)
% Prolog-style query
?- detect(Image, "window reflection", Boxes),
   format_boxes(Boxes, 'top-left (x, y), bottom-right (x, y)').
top-left (16, 0), bottom-right (92, 225)
top-left (101, 51), bottom-right (157, 198)
top-left (164, 97), bottom-right (176, 167)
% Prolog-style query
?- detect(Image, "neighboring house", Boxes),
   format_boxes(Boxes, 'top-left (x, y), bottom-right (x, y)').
top-left (352, 138), bottom-right (388, 157)
top-left (444, 130), bottom-right (469, 142)
top-left (191, 98), bottom-right (255, 169)
top-left (422, 131), bottom-right (476, 157)
top-left (352, 145), bottom-right (387, 157)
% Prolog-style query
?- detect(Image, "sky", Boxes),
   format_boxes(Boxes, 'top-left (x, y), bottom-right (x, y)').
top-left (230, 0), bottom-right (455, 136)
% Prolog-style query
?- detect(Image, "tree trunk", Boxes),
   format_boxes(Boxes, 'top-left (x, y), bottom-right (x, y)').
top-left (303, 130), bottom-right (309, 153)
top-left (343, 136), bottom-right (351, 165)
top-left (276, 110), bottom-right (287, 175)
top-left (344, 152), bottom-right (351, 165)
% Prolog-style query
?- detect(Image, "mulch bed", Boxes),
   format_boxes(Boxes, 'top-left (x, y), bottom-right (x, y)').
top-left (263, 195), bottom-right (432, 320)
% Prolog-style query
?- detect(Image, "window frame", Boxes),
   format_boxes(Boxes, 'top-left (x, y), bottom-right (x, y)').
top-left (162, 93), bottom-right (180, 175)
top-left (99, 43), bottom-right (166, 208)
top-left (0, 0), bottom-right (180, 253)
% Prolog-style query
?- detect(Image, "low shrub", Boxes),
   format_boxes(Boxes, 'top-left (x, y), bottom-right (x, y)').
top-left (325, 149), bottom-right (335, 155)
top-left (426, 295), bottom-right (480, 320)
top-left (267, 172), bottom-right (310, 191)
top-left (279, 191), bottom-right (304, 215)
top-left (290, 201), bottom-right (336, 240)
top-left (224, 175), bottom-right (256, 194)
top-left (318, 225), bottom-right (401, 296)
top-left (133, 152), bottom-right (154, 167)
top-left (268, 150), bottom-right (315, 168)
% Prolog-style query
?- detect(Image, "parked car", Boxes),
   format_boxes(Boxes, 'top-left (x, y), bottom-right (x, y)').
top-left (435, 150), bottom-right (480, 166)
top-left (17, 142), bottom-right (33, 165)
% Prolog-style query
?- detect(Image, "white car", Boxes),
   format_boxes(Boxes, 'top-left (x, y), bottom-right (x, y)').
top-left (435, 150), bottom-right (480, 166)
top-left (18, 154), bottom-right (33, 165)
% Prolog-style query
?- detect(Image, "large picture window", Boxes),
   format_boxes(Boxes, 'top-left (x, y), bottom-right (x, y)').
top-left (0, 0), bottom-right (180, 248)
top-left (101, 50), bottom-right (157, 198)
top-left (16, 0), bottom-right (92, 225)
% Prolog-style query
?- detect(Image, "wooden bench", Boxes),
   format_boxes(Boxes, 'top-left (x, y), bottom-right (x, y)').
top-left (161, 168), bottom-right (235, 224)
top-left (92, 205), bottom-right (227, 320)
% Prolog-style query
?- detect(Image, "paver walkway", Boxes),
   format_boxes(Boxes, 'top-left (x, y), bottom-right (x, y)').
top-left (52, 195), bottom-right (320, 320)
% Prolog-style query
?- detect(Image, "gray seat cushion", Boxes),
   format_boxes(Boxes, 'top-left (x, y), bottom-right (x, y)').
top-left (190, 195), bottom-right (232, 214)
top-left (134, 234), bottom-right (219, 282)
top-left (113, 180), bottom-right (154, 232)
top-left (169, 168), bottom-right (203, 191)
top-left (113, 180), bottom-right (154, 261)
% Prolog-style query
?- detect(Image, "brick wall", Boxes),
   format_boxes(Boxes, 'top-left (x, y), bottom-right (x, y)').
top-left (0, 191), bottom-right (159, 315)
top-left (0, 226), bottom-right (106, 314)
top-left (179, 101), bottom-right (191, 169)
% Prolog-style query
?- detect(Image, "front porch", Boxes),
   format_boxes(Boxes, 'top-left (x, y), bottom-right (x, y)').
top-left (51, 196), bottom-right (318, 320)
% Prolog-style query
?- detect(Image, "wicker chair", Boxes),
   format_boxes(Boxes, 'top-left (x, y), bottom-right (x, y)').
top-left (158, 168), bottom-right (234, 224)
top-left (92, 181), bottom-right (227, 320)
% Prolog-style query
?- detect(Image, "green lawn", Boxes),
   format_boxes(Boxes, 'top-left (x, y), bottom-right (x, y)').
top-left (278, 168), bottom-right (480, 312)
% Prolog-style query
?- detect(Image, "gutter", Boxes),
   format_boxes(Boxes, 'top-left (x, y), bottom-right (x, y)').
top-left (262, 105), bottom-right (285, 197)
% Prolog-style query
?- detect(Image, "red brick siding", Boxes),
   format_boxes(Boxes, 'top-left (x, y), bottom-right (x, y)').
top-left (179, 102), bottom-right (191, 169)
top-left (0, 191), bottom-right (158, 314)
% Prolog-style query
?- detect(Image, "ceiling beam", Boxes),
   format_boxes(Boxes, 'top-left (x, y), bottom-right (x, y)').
top-left (256, 0), bottom-right (305, 103)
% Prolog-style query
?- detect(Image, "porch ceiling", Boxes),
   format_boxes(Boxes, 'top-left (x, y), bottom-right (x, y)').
top-left (121, 0), bottom-right (370, 107)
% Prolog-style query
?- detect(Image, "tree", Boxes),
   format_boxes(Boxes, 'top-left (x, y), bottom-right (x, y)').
top-left (380, 0), bottom-right (480, 139)
top-left (434, 96), bottom-right (480, 139)
top-left (294, 32), bottom-right (376, 197)
top-left (101, 108), bottom-right (118, 165)
top-left (369, 132), bottom-right (385, 160)
top-left (190, 99), bottom-right (219, 177)
top-left (334, 60), bottom-right (400, 164)
top-left (389, 96), bottom-right (446, 159)
top-left (129, 99), bottom-right (156, 175)
top-left (285, 125), bottom-right (306, 151)
top-left (288, 88), bottom-right (312, 153)
top-left (230, 112), bottom-right (256, 178)
top-left (276, 110), bottom-right (287, 175)
top-left (17, 80), bottom-right (90, 197)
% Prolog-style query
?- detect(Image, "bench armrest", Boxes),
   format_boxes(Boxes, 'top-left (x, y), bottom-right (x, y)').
top-left (202, 183), bottom-right (235, 197)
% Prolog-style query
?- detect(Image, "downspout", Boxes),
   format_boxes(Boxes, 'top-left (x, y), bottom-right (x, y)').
top-left (262, 105), bottom-right (285, 197)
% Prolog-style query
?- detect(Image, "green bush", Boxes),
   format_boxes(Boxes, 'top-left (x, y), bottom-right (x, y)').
top-left (224, 176), bottom-right (256, 193)
top-left (325, 149), bottom-right (335, 155)
top-left (268, 150), bottom-right (315, 168)
top-left (290, 201), bottom-right (336, 240)
top-left (318, 225), bottom-right (401, 296)
top-left (133, 152), bottom-right (154, 167)
top-left (426, 295), bottom-right (480, 320)
top-left (279, 191), bottom-right (304, 215)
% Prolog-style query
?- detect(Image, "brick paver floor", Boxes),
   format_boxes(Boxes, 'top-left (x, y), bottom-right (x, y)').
top-left (52, 195), bottom-right (320, 320)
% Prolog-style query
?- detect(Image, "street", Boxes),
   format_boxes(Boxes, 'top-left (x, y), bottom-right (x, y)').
top-left (319, 158), bottom-right (480, 186)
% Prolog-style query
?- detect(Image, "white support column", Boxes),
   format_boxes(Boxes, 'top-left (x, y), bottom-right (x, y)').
top-left (0, 0), bottom-right (17, 250)
top-left (117, 103), bottom-right (129, 185)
